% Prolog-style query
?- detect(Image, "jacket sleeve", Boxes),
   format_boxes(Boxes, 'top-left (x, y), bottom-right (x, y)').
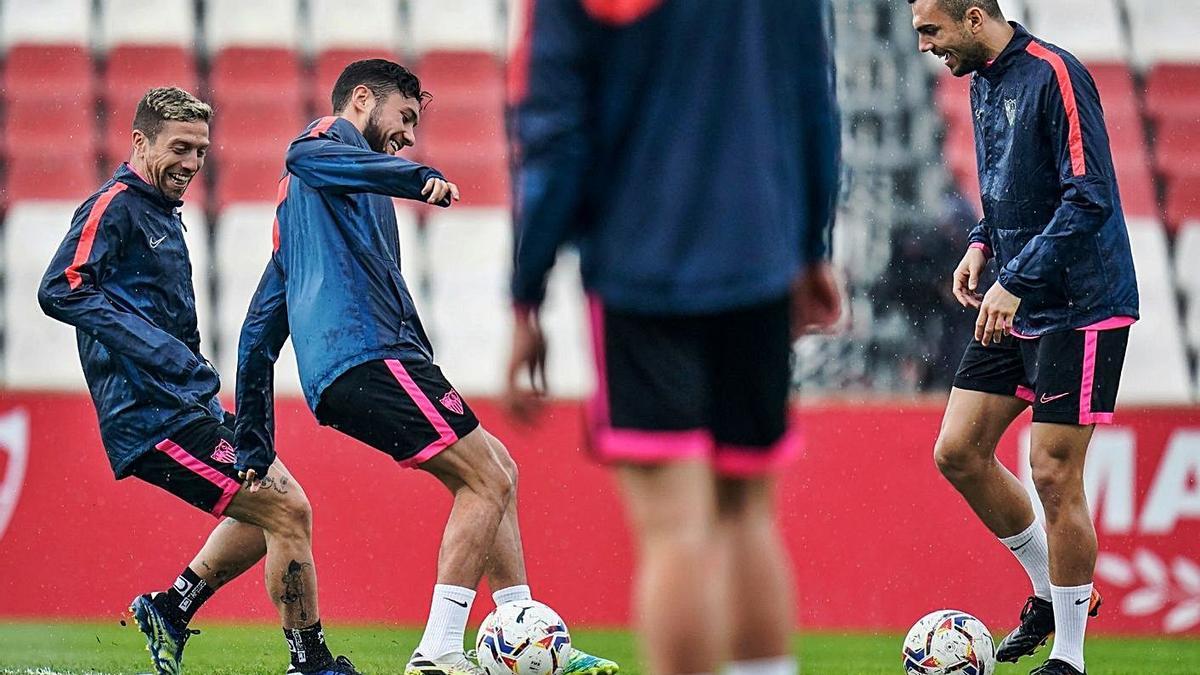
top-left (967, 219), bottom-right (993, 258)
top-left (997, 54), bottom-right (1115, 298)
top-left (233, 259), bottom-right (291, 474)
top-left (285, 131), bottom-right (450, 205)
top-left (800, 0), bottom-right (841, 264)
top-left (508, 0), bottom-right (595, 308)
top-left (38, 192), bottom-right (206, 382)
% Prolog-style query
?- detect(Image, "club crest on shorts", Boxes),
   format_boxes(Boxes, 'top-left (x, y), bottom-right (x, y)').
top-left (1005, 97), bottom-right (1018, 126)
top-left (211, 438), bottom-right (237, 464)
top-left (439, 389), bottom-right (464, 415)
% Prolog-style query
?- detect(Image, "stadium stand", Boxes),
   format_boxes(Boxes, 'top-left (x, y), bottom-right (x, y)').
top-left (1026, 0), bottom-right (1128, 63)
top-left (1122, 219), bottom-right (1194, 403)
top-left (1126, 0), bottom-right (1200, 68)
top-left (406, 0), bottom-right (506, 54)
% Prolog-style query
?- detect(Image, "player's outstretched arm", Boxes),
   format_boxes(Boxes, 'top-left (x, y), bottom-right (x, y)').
top-left (38, 194), bottom-right (215, 385)
top-left (233, 260), bottom-right (291, 480)
top-left (285, 134), bottom-right (456, 206)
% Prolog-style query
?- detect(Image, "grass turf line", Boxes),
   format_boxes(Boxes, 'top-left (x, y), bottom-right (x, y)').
top-left (1, 622), bottom-right (1198, 674)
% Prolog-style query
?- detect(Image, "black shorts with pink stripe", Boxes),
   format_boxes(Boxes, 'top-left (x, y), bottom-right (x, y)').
top-left (586, 294), bottom-right (801, 476)
top-left (129, 417), bottom-right (242, 517)
top-left (953, 326), bottom-right (1130, 425)
top-left (315, 357), bottom-right (480, 466)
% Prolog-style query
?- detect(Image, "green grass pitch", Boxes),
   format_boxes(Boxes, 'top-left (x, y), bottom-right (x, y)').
top-left (0, 622), bottom-right (1197, 674)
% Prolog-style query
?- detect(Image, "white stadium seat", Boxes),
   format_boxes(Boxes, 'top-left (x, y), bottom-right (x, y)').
top-left (1126, 0), bottom-right (1200, 66)
top-left (212, 203), bottom-right (302, 396)
top-left (393, 204), bottom-right (430, 316)
top-left (1120, 220), bottom-right (1193, 403)
top-left (1027, 0), bottom-right (1127, 62)
top-left (407, 0), bottom-right (505, 54)
top-left (180, 205), bottom-right (214, 353)
top-left (3, 202), bottom-right (90, 388)
top-left (0, 0), bottom-right (92, 48)
top-left (1000, 0), bottom-right (1029, 28)
top-left (204, 0), bottom-right (301, 53)
top-left (424, 207), bottom-right (510, 395)
top-left (1175, 221), bottom-right (1200, 297)
top-left (309, 0), bottom-right (399, 52)
top-left (98, 0), bottom-right (196, 48)
top-left (539, 250), bottom-right (594, 398)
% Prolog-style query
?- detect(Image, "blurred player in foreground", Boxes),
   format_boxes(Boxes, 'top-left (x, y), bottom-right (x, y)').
top-left (38, 87), bottom-right (353, 675)
top-left (233, 59), bottom-right (617, 675)
top-left (909, 1), bottom-right (1140, 673)
top-left (505, 1), bottom-right (842, 673)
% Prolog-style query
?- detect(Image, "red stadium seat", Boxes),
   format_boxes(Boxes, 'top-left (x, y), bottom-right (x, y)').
top-left (209, 48), bottom-right (303, 108)
top-left (1153, 119), bottom-right (1200, 180)
top-left (1114, 160), bottom-right (1159, 220)
top-left (312, 49), bottom-right (399, 112)
top-left (1146, 64), bottom-right (1200, 124)
top-left (935, 72), bottom-right (972, 126)
top-left (2, 99), bottom-right (96, 158)
top-left (422, 146), bottom-right (509, 207)
top-left (1, 45), bottom-right (93, 106)
top-left (103, 45), bottom-right (199, 109)
top-left (214, 156), bottom-right (284, 208)
top-left (211, 99), bottom-right (306, 162)
top-left (417, 51), bottom-right (504, 109)
top-left (2, 151), bottom-right (99, 203)
top-left (1165, 174), bottom-right (1200, 230)
top-left (420, 103), bottom-right (506, 151)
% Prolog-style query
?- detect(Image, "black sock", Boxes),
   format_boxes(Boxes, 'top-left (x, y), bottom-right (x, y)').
top-left (285, 620), bottom-right (333, 672)
top-left (152, 567), bottom-right (214, 631)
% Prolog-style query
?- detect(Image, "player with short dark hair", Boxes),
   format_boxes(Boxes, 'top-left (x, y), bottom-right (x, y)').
top-left (233, 59), bottom-right (617, 675)
top-left (908, 1), bottom-right (1140, 673)
top-left (38, 86), bottom-right (356, 675)
top-left (505, 2), bottom-right (842, 674)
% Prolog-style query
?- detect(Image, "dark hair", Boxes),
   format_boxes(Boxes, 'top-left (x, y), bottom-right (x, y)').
top-left (133, 86), bottom-right (212, 140)
top-left (331, 59), bottom-right (431, 114)
top-left (907, 0), bottom-right (1003, 21)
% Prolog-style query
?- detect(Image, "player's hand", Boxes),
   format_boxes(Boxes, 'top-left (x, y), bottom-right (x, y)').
top-left (975, 281), bottom-right (1021, 346)
top-left (237, 468), bottom-right (262, 492)
top-left (953, 248), bottom-right (987, 309)
top-left (421, 178), bottom-right (460, 206)
top-left (791, 261), bottom-right (843, 339)
top-left (504, 307), bottom-right (548, 423)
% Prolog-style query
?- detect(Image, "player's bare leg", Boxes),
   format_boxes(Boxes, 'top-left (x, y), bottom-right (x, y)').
top-left (186, 517), bottom-right (268, 590)
top-left (933, 387), bottom-right (1033, 536)
top-left (477, 430), bottom-right (527, 591)
top-left (619, 461), bottom-right (722, 675)
top-left (715, 476), bottom-right (794, 673)
top-left (1030, 422), bottom-right (1098, 673)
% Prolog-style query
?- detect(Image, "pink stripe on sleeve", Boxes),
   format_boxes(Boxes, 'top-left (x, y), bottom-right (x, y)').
top-left (384, 359), bottom-right (460, 467)
top-left (66, 183), bottom-right (128, 289)
top-left (1026, 42), bottom-right (1087, 176)
top-left (308, 116), bottom-right (338, 138)
top-left (155, 439), bottom-right (240, 517)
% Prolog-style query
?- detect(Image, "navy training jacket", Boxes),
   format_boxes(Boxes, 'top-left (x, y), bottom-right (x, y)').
top-left (508, 0), bottom-right (840, 315)
top-left (967, 23), bottom-right (1139, 335)
top-left (234, 116), bottom-right (448, 471)
top-left (38, 164), bottom-right (225, 477)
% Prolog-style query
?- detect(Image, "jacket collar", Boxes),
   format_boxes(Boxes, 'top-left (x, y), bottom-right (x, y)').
top-left (976, 22), bottom-right (1033, 81)
top-left (114, 162), bottom-right (185, 210)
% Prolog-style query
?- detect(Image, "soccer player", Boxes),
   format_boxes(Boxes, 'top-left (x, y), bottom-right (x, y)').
top-left (38, 87), bottom-right (356, 675)
top-left (505, 2), bottom-right (841, 674)
top-left (908, 2), bottom-right (1140, 673)
top-left (233, 59), bottom-right (618, 675)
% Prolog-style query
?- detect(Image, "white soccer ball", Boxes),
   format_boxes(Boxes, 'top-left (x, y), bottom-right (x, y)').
top-left (475, 600), bottom-right (572, 675)
top-left (902, 609), bottom-right (996, 675)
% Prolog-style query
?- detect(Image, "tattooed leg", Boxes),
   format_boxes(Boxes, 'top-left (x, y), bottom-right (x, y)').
top-left (187, 517), bottom-right (268, 590)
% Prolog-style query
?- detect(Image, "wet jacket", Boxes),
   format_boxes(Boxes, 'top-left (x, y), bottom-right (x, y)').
top-left (508, 0), bottom-right (840, 314)
top-left (968, 23), bottom-right (1139, 335)
top-left (234, 116), bottom-right (448, 471)
top-left (38, 164), bottom-right (225, 477)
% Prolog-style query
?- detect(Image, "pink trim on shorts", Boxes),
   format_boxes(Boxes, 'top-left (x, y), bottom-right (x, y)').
top-left (585, 294), bottom-right (714, 464)
top-left (714, 426), bottom-right (804, 477)
top-left (384, 359), bottom-right (460, 468)
top-left (1077, 316), bottom-right (1136, 331)
top-left (1078, 330), bottom-right (1100, 425)
top-left (1016, 385), bottom-right (1036, 403)
top-left (154, 439), bottom-right (240, 517)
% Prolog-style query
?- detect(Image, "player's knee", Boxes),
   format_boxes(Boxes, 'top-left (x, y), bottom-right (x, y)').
top-left (933, 434), bottom-right (985, 482)
top-left (267, 491), bottom-right (313, 539)
top-left (1030, 456), bottom-right (1077, 504)
top-left (489, 437), bottom-right (519, 496)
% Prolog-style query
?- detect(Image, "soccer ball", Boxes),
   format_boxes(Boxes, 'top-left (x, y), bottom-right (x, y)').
top-left (902, 610), bottom-right (996, 675)
top-left (475, 600), bottom-right (572, 675)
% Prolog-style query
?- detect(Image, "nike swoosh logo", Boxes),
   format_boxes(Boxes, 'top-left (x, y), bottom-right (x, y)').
top-left (445, 598), bottom-right (468, 608)
top-left (1008, 538), bottom-right (1032, 552)
top-left (149, 235), bottom-right (168, 249)
top-left (1074, 597), bottom-right (1091, 605)
top-left (1040, 391), bottom-right (1072, 404)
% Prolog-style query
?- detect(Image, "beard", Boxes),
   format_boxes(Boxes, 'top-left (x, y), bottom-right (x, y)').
top-left (363, 107), bottom-right (389, 153)
top-left (953, 38), bottom-right (993, 76)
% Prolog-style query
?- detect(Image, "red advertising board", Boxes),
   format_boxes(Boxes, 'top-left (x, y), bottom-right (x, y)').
top-left (0, 392), bottom-right (1196, 635)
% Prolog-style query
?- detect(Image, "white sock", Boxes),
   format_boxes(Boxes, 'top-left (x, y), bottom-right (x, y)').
top-left (492, 584), bottom-right (533, 606)
top-left (1048, 582), bottom-right (1092, 672)
top-left (998, 520), bottom-right (1052, 601)
top-left (416, 584), bottom-right (476, 659)
top-left (726, 656), bottom-right (797, 675)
